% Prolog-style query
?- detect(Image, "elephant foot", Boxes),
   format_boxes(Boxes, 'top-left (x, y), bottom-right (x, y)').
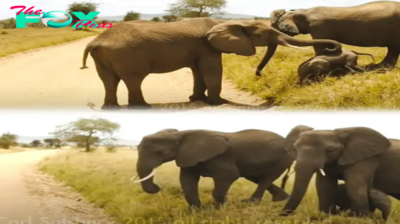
top-left (189, 93), bottom-right (207, 102)
top-left (272, 191), bottom-right (290, 202)
top-left (101, 103), bottom-right (121, 110)
top-left (206, 97), bottom-right (228, 106)
top-left (127, 104), bottom-right (152, 110)
top-left (241, 198), bottom-right (261, 203)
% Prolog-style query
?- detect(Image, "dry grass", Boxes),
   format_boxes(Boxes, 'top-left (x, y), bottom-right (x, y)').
top-left (222, 35), bottom-right (400, 109)
top-left (0, 27), bottom-right (104, 57)
top-left (39, 150), bottom-right (400, 224)
top-left (0, 147), bottom-right (51, 154)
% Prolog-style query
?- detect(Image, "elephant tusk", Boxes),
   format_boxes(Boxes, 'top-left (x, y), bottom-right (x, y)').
top-left (132, 169), bottom-right (157, 183)
top-left (282, 44), bottom-right (309, 50)
top-left (319, 169), bottom-right (326, 176)
top-left (130, 175), bottom-right (138, 182)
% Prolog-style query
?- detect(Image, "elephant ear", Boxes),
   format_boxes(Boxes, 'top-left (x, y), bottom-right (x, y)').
top-left (176, 131), bottom-right (229, 167)
top-left (284, 125), bottom-right (314, 157)
top-left (270, 9), bottom-right (286, 24)
top-left (205, 21), bottom-right (256, 56)
top-left (334, 127), bottom-right (391, 166)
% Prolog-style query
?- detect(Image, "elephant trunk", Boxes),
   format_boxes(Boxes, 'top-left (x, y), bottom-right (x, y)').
top-left (136, 161), bottom-right (161, 194)
top-left (255, 44), bottom-right (277, 76)
top-left (280, 161), bottom-right (318, 216)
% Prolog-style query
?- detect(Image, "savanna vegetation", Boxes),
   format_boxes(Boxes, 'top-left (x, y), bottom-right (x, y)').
top-left (223, 35), bottom-right (400, 110)
top-left (39, 149), bottom-right (400, 224)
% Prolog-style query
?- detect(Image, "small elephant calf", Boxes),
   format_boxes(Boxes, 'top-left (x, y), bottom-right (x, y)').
top-left (335, 183), bottom-right (391, 221)
top-left (297, 49), bottom-right (375, 86)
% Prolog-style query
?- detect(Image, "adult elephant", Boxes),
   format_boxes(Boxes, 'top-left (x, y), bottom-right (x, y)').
top-left (131, 128), bottom-right (295, 208)
top-left (255, 1), bottom-right (400, 76)
top-left (80, 17), bottom-right (341, 109)
top-left (280, 125), bottom-right (400, 218)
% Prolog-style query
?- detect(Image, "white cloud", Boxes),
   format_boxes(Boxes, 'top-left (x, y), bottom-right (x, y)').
top-left (1, 0), bottom-right (391, 20)
top-left (0, 109), bottom-right (398, 142)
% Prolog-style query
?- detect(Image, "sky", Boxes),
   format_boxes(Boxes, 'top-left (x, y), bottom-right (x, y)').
top-left (1, 0), bottom-right (394, 20)
top-left (0, 109), bottom-right (399, 142)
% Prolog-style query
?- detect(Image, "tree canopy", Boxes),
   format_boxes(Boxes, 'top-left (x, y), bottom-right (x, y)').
top-left (167, 0), bottom-right (227, 18)
top-left (124, 11), bottom-right (141, 21)
top-left (50, 117), bottom-right (120, 152)
top-left (0, 132), bottom-right (18, 149)
top-left (66, 2), bottom-right (100, 30)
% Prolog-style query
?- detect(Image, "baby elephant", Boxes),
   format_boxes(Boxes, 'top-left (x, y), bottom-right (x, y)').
top-left (335, 183), bottom-right (391, 221)
top-left (297, 49), bottom-right (375, 86)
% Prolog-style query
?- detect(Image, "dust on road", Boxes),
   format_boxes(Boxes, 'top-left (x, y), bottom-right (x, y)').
top-left (0, 150), bottom-right (117, 224)
top-left (0, 36), bottom-right (266, 111)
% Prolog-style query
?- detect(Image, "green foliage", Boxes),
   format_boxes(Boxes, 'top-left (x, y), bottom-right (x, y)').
top-left (50, 117), bottom-right (120, 152)
top-left (66, 1), bottom-right (100, 30)
top-left (161, 15), bottom-right (178, 22)
top-left (123, 11), bottom-right (141, 21)
top-left (151, 17), bottom-right (161, 22)
top-left (30, 140), bottom-right (42, 148)
top-left (0, 132), bottom-right (18, 149)
top-left (167, 0), bottom-right (227, 18)
top-left (43, 138), bottom-right (62, 148)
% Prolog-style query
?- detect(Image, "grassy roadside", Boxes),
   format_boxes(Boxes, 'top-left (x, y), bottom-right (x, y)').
top-left (39, 150), bottom-right (400, 224)
top-left (222, 35), bottom-right (400, 109)
top-left (0, 27), bottom-right (104, 57)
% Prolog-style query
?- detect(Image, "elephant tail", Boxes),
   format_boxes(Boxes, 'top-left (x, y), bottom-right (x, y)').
top-left (80, 42), bottom-right (93, 69)
top-left (280, 167), bottom-right (292, 190)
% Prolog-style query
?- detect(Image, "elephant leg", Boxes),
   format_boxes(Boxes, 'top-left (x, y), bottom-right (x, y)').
top-left (120, 74), bottom-right (150, 109)
top-left (315, 172), bottom-right (339, 215)
top-left (378, 47), bottom-right (399, 68)
top-left (93, 60), bottom-right (121, 110)
top-left (212, 176), bottom-right (238, 207)
top-left (343, 160), bottom-right (379, 218)
top-left (188, 66), bottom-right (207, 102)
top-left (198, 55), bottom-right (228, 105)
top-left (243, 176), bottom-right (288, 203)
top-left (179, 168), bottom-right (201, 208)
top-left (267, 184), bottom-right (290, 202)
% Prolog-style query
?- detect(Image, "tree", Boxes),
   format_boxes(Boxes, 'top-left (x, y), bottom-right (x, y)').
top-left (66, 2), bottom-right (100, 30)
top-left (151, 17), bottom-right (161, 22)
top-left (0, 133), bottom-right (18, 149)
top-left (167, 0), bottom-right (226, 18)
top-left (162, 15), bottom-right (178, 22)
top-left (43, 138), bottom-right (61, 148)
top-left (50, 117), bottom-right (120, 152)
top-left (30, 140), bottom-right (42, 148)
top-left (123, 11), bottom-right (141, 21)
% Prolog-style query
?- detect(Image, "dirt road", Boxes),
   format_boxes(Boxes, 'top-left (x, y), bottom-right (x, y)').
top-left (0, 36), bottom-right (267, 111)
top-left (0, 150), bottom-right (116, 224)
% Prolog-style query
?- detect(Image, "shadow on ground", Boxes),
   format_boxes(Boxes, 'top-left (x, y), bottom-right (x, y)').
top-left (87, 100), bottom-right (275, 112)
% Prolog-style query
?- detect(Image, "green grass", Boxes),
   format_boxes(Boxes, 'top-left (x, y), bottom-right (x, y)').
top-left (39, 150), bottom-right (400, 224)
top-left (0, 27), bottom-right (104, 57)
top-left (222, 35), bottom-right (400, 109)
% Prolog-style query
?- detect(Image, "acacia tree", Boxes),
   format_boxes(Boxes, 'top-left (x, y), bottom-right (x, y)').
top-left (66, 2), bottom-right (100, 30)
top-left (50, 117), bottom-right (120, 152)
top-left (167, 0), bottom-right (227, 18)
top-left (30, 140), bottom-right (42, 148)
top-left (124, 11), bottom-right (141, 21)
top-left (0, 133), bottom-right (18, 149)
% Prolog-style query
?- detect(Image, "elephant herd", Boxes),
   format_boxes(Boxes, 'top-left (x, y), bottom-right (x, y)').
top-left (81, 1), bottom-right (400, 110)
top-left (131, 126), bottom-right (400, 221)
